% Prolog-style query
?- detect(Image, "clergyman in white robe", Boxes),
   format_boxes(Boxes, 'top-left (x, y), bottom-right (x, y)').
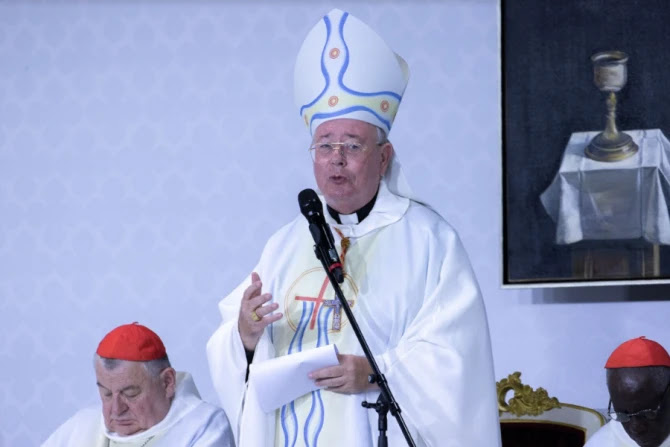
top-left (41, 372), bottom-right (234, 447)
top-left (207, 180), bottom-right (501, 446)
top-left (207, 7), bottom-right (500, 447)
top-left (585, 420), bottom-right (670, 447)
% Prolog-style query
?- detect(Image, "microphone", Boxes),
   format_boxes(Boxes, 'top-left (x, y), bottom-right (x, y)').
top-left (298, 188), bottom-right (344, 283)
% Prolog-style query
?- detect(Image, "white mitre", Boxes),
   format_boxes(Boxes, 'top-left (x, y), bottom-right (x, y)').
top-left (294, 8), bottom-right (414, 199)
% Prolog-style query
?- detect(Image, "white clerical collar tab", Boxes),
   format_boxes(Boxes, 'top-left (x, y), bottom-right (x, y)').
top-left (339, 212), bottom-right (359, 225)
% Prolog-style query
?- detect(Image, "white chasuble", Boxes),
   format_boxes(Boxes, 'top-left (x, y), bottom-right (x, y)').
top-left (273, 229), bottom-right (376, 447)
top-left (207, 181), bottom-right (502, 447)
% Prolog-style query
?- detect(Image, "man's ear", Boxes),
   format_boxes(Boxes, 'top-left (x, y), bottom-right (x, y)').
top-left (160, 367), bottom-right (177, 400)
top-left (380, 142), bottom-right (394, 176)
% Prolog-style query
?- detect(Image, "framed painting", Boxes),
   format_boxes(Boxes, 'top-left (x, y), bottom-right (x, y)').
top-left (502, 0), bottom-right (670, 286)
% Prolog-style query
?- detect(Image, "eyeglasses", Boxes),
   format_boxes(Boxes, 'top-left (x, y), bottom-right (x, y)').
top-left (308, 141), bottom-right (381, 162)
top-left (608, 384), bottom-right (670, 422)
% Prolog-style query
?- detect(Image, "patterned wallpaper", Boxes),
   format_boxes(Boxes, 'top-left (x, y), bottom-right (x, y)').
top-left (1, 1), bottom-right (669, 445)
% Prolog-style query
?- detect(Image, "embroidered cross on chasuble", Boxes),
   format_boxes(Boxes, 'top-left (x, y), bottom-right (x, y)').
top-left (286, 232), bottom-right (355, 336)
top-left (293, 233), bottom-right (353, 331)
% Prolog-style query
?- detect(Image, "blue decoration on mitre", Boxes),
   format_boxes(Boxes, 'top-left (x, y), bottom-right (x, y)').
top-left (294, 9), bottom-right (410, 135)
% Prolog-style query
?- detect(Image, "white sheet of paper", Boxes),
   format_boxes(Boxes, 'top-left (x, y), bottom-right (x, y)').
top-left (249, 344), bottom-right (339, 413)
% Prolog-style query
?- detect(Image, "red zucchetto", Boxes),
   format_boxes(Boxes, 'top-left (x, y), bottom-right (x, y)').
top-left (96, 323), bottom-right (167, 361)
top-left (605, 336), bottom-right (670, 369)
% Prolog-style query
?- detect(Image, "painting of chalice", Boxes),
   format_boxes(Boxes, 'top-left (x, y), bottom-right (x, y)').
top-left (503, 0), bottom-right (670, 286)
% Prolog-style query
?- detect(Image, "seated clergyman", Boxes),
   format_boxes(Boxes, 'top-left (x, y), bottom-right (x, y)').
top-left (42, 323), bottom-right (234, 447)
top-left (585, 336), bottom-right (670, 447)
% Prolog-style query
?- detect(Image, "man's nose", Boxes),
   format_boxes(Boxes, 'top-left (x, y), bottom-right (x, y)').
top-left (330, 147), bottom-right (347, 165)
top-left (111, 394), bottom-right (128, 416)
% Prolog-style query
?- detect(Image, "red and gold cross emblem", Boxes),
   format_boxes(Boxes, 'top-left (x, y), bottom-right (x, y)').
top-left (294, 277), bottom-right (330, 330)
top-left (285, 268), bottom-right (358, 333)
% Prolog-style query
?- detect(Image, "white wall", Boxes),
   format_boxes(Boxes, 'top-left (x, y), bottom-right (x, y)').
top-left (1, 0), bottom-right (669, 445)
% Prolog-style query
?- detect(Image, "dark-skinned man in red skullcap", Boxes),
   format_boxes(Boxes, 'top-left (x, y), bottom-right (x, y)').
top-left (585, 336), bottom-right (670, 447)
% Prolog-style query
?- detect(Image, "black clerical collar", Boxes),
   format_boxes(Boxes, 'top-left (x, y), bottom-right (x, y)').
top-left (327, 191), bottom-right (378, 225)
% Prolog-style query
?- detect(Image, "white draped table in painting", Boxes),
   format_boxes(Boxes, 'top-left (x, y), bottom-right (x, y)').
top-left (540, 129), bottom-right (670, 277)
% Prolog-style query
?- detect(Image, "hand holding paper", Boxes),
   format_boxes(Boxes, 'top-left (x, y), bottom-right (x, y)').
top-left (249, 344), bottom-right (339, 413)
top-left (309, 353), bottom-right (377, 395)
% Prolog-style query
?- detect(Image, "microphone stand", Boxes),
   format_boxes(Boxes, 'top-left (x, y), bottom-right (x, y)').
top-left (312, 243), bottom-right (417, 447)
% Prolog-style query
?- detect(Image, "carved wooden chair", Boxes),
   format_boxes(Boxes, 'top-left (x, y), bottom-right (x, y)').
top-left (497, 372), bottom-right (606, 447)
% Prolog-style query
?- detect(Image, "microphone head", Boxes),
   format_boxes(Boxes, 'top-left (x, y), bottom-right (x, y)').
top-left (298, 188), bottom-right (323, 220)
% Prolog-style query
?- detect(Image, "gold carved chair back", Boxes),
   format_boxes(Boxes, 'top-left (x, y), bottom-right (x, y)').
top-left (497, 372), bottom-right (606, 447)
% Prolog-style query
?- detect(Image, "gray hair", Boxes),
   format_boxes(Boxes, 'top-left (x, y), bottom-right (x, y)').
top-left (94, 354), bottom-right (172, 378)
top-left (376, 127), bottom-right (389, 145)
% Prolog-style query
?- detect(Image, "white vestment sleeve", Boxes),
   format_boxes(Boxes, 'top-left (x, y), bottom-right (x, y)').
top-left (206, 267), bottom-right (276, 446)
top-left (188, 406), bottom-right (236, 447)
top-left (206, 275), bottom-right (252, 446)
top-left (375, 229), bottom-right (501, 447)
top-left (583, 423), bottom-right (615, 447)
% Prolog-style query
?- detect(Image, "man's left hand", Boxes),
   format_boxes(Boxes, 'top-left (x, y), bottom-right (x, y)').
top-left (309, 354), bottom-right (379, 395)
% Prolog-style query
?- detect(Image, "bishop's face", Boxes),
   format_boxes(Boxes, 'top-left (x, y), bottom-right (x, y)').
top-left (95, 359), bottom-right (175, 436)
top-left (312, 119), bottom-right (393, 215)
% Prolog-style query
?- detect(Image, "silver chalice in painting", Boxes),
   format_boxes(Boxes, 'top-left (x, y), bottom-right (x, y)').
top-left (585, 51), bottom-right (639, 162)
